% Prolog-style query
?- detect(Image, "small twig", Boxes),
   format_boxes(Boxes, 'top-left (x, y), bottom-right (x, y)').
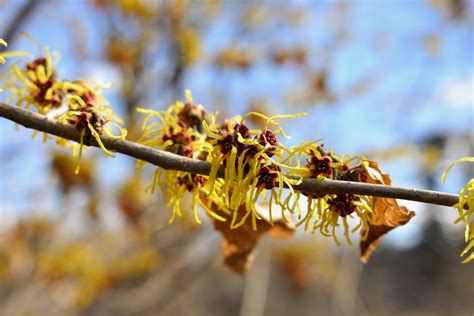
top-left (0, 102), bottom-right (461, 208)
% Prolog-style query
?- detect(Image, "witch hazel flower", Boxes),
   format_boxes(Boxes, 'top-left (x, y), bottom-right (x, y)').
top-left (281, 142), bottom-right (375, 245)
top-left (0, 38), bottom-right (127, 173)
top-left (442, 157), bottom-right (474, 263)
top-left (136, 90), bottom-right (227, 224)
top-left (136, 90), bottom-right (309, 229)
top-left (203, 110), bottom-right (307, 230)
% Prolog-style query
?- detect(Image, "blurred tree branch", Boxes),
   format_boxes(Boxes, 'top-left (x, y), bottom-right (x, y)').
top-left (0, 0), bottom-right (40, 52)
top-left (0, 102), bottom-right (461, 208)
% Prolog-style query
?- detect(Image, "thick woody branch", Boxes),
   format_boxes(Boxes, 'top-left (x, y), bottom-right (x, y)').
top-left (0, 102), bottom-right (461, 208)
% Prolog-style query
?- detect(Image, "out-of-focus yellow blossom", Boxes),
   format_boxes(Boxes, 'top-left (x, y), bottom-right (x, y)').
top-left (175, 28), bottom-right (201, 65)
top-left (215, 45), bottom-right (256, 70)
top-left (0, 39), bottom-right (32, 65)
top-left (1, 45), bottom-right (58, 113)
top-left (115, 0), bottom-right (158, 19)
top-left (442, 157), bottom-right (474, 263)
top-left (38, 242), bottom-right (159, 308)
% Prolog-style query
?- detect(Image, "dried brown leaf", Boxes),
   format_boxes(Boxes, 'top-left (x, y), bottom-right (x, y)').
top-left (360, 197), bottom-right (415, 263)
top-left (365, 160), bottom-right (392, 185)
top-left (358, 161), bottom-right (416, 263)
top-left (208, 202), bottom-right (294, 274)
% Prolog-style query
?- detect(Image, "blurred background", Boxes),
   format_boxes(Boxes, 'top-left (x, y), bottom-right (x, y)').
top-left (0, 0), bottom-right (473, 315)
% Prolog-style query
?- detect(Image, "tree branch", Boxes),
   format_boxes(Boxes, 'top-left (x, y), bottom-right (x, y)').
top-left (0, 102), bottom-right (461, 208)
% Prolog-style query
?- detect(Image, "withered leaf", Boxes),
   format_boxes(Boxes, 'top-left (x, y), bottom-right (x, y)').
top-left (360, 197), bottom-right (415, 263)
top-left (207, 201), bottom-right (294, 274)
top-left (357, 161), bottom-right (416, 263)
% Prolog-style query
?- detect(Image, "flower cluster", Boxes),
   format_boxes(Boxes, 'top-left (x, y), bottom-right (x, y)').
top-left (442, 157), bottom-right (474, 263)
top-left (136, 90), bottom-right (216, 224)
top-left (281, 143), bottom-right (375, 245)
top-left (0, 38), bottom-right (127, 173)
top-left (137, 90), bottom-right (381, 246)
top-left (202, 110), bottom-right (307, 229)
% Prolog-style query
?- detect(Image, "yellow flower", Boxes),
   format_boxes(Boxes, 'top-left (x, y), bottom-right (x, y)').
top-left (285, 142), bottom-right (374, 245)
top-left (203, 110), bottom-right (306, 230)
top-left (137, 90), bottom-right (308, 229)
top-left (0, 39), bottom-right (7, 63)
top-left (55, 82), bottom-right (127, 173)
top-left (2, 48), bottom-right (60, 114)
top-left (137, 90), bottom-right (223, 223)
top-left (115, 0), bottom-right (158, 19)
top-left (175, 28), bottom-right (201, 65)
top-left (0, 39), bottom-right (32, 64)
top-left (442, 157), bottom-right (474, 263)
top-left (0, 39), bottom-right (127, 173)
